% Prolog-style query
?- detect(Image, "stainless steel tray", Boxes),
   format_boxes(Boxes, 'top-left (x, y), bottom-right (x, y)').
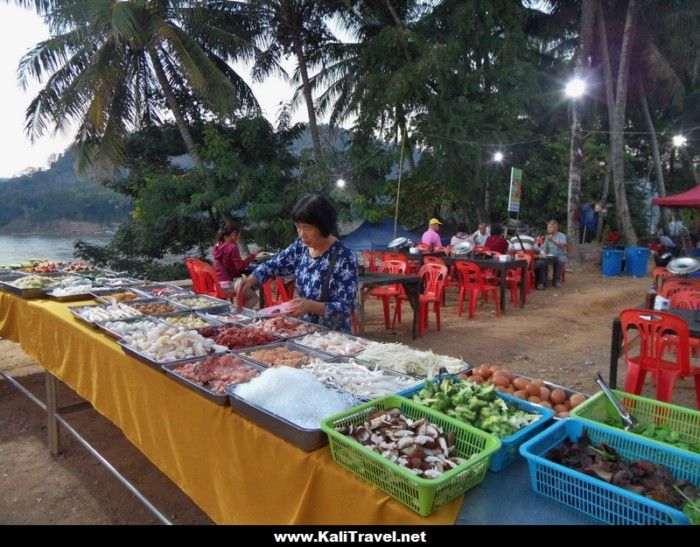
top-left (89, 276), bottom-right (141, 289)
top-left (166, 293), bottom-right (230, 314)
top-left (156, 310), bottom-right (223, 331)
top-left (162, 355), bottom-right (265, 405)
top-left (0, 271), bottom-right (26, 282)
top-left (125, 297), bottom-right (189, 316)
top-left (246, 316), bottom-right (328, 340)
top-left (90, 287), bottom-right (143, 303)
top-left (234, 340), bottom-right (334, 368)
top-left (118, 338), bottom-right (228, 371)
top-left (0, 278), bottom-right (55, 299)
top-left (68, 302), bottom-right (143, 329)
top-left (96, 316), bottom-right (160, 340)
top-left (196, 323), bottom-right (280, 350)
top-left (199, 307), bottom-right (257, 325)
top-left (46, 282), bottom-right (97, 302)
top-left (316, 356), bottom-right (424, 401)
top-left (291, 331), bottom-right (372, 358)
top-left (225, 384), bottom-right (330, 451)
top-left (131, 283), bottom-right (189, 299)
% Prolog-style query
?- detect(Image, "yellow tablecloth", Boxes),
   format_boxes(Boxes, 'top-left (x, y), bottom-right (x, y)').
top-left (0, 292), bottom-right (462, 524)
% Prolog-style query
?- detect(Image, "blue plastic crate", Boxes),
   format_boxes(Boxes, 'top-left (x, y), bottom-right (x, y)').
top-left (519, 420), bottom-right (700, 525)
top-left (401, 381), bottom-right (554, 472)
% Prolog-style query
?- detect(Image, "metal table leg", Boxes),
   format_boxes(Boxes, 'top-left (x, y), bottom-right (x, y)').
top-left (357, 288), bottom-right (367, 335)
top-left (609, 318), bottom-right (622, 389)
top-left (519, 263), bottom-right (527, 308)
top-left (401, 283), bottom-right (420, 340)
top-left (45, 372), bottom-right (60, 456)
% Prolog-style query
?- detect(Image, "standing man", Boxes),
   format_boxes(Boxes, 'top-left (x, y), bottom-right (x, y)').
top-left (421, 218), bottom-right (443, 251)
top-left (470, 223), bottom-right (490, 246)
top-left (542, 219), bottom-right (568, 287)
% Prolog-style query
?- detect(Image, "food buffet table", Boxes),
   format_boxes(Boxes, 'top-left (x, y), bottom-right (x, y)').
top-left (0, 292), bottom-right (460, 524)
top-left (0, 291), bottom-right (600, 525)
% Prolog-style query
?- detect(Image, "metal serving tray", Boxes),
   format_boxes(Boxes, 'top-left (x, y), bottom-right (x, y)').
top-left (86, 276), bottom-right (141, 289)
top-left (246, 316), bottom-right (328, 340)
top-left (125, 297), bottom-right (189, 316)
top-left (131, 283), bottom-right (189, 299)
top-left (166, 293), bottom-right (230, 314)
top-left (90, 287), bottom-right (143, 303)
top-left (291, 331), bottom-right (372, 358)
top-left (234, 340), bottom-right (334, 368)
top-left (307, 356), bottom-right (424, 401)
top-left (96, 316), bottom-right (160, 340)
top-left (46, 277), bottom-right (97, 302)
top-left (118, 337), bottom-right (228, 371)
top-left (156, 311), bottom-right (223, 331)
top-left (225, 382), bottom-right (360, 452)
top-left (0, 271), bottom-right (26, 282)
top-left (0, 277), bottom-right (57, 299)
top-left (68, 303), bottom-right (143, 329)
top-left (200, 307), bottom-right (257, 325)
top-left (162, 355), bottom-right (265, 405)
top-left (196, 323), bottom-right (281, 350)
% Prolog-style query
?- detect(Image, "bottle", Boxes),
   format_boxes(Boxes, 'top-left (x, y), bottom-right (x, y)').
top-left (645, 286), bottom-right (657, 309)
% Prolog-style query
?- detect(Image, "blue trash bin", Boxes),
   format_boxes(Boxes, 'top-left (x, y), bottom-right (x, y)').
top-left (601, 249), bottom-right (624, 276)
top-left (624, 246), bottom-right (650, 277)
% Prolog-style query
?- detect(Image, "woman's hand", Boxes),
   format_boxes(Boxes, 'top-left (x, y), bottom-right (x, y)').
top-left (286, 298), bottom-right (325, 318)
top-left (235, 276), bottom-right (258, 310)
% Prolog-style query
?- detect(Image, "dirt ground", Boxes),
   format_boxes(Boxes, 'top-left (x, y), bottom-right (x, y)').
top-left (1, 261), bottom-right (697, 524)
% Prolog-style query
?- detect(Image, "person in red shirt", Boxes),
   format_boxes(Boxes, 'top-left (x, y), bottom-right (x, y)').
top-left (212, 221), bottom-right (256, 304)
top-left (484, 223), bottom-right (509, 254)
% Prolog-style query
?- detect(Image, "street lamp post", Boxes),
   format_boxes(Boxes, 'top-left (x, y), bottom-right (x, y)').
top-left (566, 77), bottom-right (586, 259)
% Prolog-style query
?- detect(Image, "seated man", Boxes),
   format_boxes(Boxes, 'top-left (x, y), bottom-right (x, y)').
top-left (658, 230), bottom-right (680, 257)
top-left (470, 222), bottom-right (490, 246)
top-left (541, 219), bottom-right (568, 287)
top-left (421, 218), bottom-right (443, 251)
top-left (508, 223), bottom-right (539, 253)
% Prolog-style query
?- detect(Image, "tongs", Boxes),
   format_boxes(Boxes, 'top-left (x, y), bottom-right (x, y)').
top-left (595, 373), bottom-right (636, 431)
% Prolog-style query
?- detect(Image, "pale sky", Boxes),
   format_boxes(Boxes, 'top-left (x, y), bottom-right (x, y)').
top-left (0, 5), bottom-right (308, 178)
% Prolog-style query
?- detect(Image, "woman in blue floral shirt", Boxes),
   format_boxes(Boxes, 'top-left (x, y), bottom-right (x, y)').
top-left (236, 194), bottom-right (358, 333)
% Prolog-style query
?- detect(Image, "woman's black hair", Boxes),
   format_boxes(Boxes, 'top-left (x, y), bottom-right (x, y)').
top-left (216, 220), bottom-right (242, 243)
top-left (457, 222), bottom-right (468, 233)
top-left (292, 194), bottom-right (337, 237)
top-left (490, 223), bottom-right (503, 236)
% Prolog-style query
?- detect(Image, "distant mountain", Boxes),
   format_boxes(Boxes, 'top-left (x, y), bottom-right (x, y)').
top-left (0, 151), bottom-right (132, 231)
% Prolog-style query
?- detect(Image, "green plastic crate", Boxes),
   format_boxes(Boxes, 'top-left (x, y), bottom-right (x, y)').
top-left (321, 395), bottom-right (501, 516)
top-left (570, 390), bottom-right (700, 454)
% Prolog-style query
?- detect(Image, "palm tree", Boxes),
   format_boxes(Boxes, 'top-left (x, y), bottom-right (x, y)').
top-left (10, 0), bottom-right (259, 174)
top-left (231, 0), bottom-right (338, 164)
top-left (302, 0), bottom-right (425, 169)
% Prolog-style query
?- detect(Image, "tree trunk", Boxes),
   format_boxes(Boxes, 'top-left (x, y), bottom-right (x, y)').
top-left (610, 0), bottom-right (639, 246)
top-left (639, 83), bottom-right (669, 233)
top-left (566, 0), bottom-right (594, 260)
top-left (148, 49), bottom-right (204, 170)
top-left (596, 162), bottom-right (612, 242)
top-left (292, 35), bottom-right (323, 164)
top-left (397, 105), bottom-right (415, 171)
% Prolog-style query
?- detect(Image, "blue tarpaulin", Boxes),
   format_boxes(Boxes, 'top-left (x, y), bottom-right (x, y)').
top-left (341, 218), bottom-right (421, 253)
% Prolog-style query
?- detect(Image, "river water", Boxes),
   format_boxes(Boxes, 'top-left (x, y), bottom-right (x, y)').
top-left (0, 235), bottom-right (111, 265)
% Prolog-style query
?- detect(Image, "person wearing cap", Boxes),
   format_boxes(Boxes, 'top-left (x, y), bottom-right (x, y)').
top-left (421, 218), bottom-right (444, 251)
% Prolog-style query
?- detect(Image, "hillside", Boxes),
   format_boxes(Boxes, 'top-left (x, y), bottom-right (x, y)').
top-left (0, 152), bottom-right (132, 232)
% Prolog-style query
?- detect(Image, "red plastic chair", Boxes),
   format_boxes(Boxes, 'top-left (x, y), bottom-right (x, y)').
top-left (424, 256), bottom-right (455, 301)
top-left (381, 252), bottom-right (417, 274)
top-left (652, 267), bottom-right (673, 290)
top-left (454, 261), bottom-right (500, 319)
top-left (515, 251), bottom-right (536, 295)
top-left (415, 263), bottom-right (448, 336)
top-left (369, 259), bottom-right (407, 329)
top-left (661, 279), bottom-right (700, 299)
top-left (361, 250), bottom-right (383, 273)
top-left (670, 291), bottom-right (700, 310)
top-left (619, 309), bottom-right (700, 408)
top-left (262, 277), bottom-right (291, 307)
top-left (184, 258), bottom-right (228, 299)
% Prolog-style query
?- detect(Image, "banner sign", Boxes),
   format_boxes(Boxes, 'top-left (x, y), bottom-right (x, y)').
top-left (508, 167), bottom-right (523, 213)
